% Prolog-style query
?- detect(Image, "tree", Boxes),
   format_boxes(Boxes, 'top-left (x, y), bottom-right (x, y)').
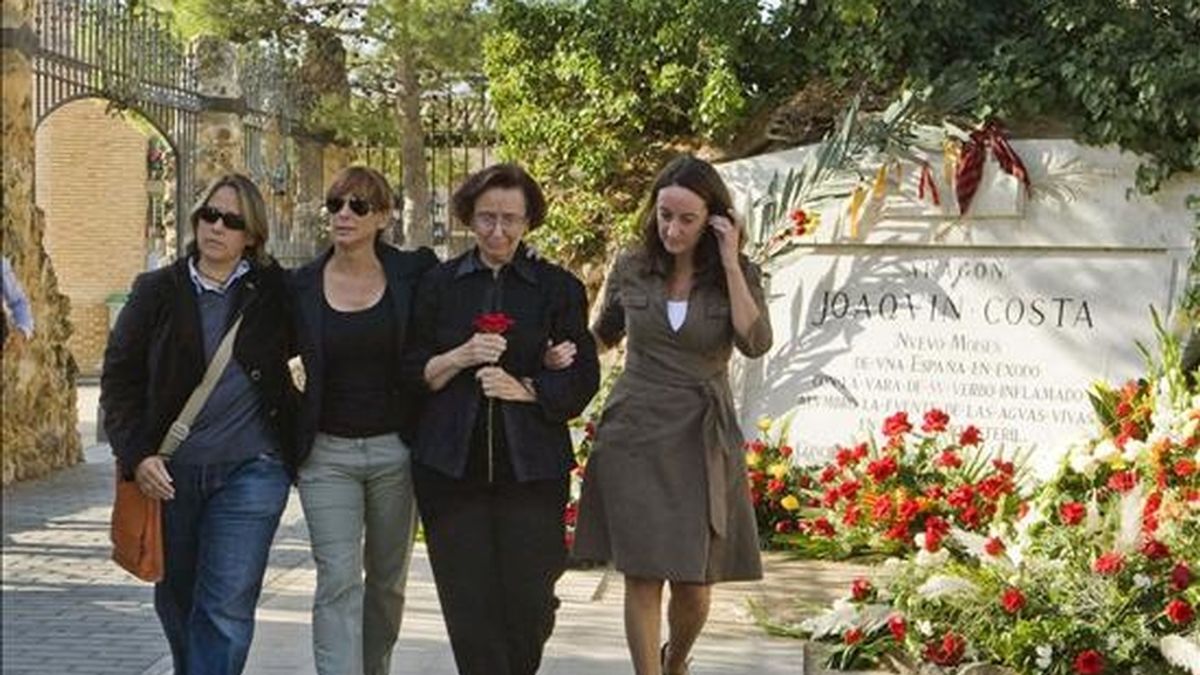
top-left (161, 0), bottom-right (488, 246)
top-left (485, 0), bottom-right (768, 265)
top-left (490, 0), bottom-right (1200, 268)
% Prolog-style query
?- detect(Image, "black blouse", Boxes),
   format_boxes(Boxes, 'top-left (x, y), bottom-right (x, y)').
top-left (403, 245), bottom-right (600, 482)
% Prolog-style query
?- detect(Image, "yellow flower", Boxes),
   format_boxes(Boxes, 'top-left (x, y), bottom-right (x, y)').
top-left (756, 416), bottom-right (773, 433)
top-left (780, 495), bottom-right (801, 511)
top-left (745, 452), bottom-right (762, 469)
top-left (769, 463), bottom-right (789, 480)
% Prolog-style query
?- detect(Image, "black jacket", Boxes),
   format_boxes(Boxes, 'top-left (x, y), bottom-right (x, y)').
top-left (101, 256), bottom-right (298, 480)
top-left (404, 247), bottom-right (600, 482)
top-left (291, 242), bottom-right (439, 466)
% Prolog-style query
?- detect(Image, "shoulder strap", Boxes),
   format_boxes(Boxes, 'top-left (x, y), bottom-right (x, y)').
top-left (157, 313), bottom-right (244, 457)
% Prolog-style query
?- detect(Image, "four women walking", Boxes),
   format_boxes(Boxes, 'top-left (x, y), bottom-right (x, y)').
top-left (102, 155), bottom-right (769, 675)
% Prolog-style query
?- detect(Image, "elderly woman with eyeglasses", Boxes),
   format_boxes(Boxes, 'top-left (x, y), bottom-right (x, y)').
top-left (290, 166), bottom-right (438, 675)
top-left (403, 163), bottom-right (600, 675)
top-left (101, 173), bottom-right (296, 674)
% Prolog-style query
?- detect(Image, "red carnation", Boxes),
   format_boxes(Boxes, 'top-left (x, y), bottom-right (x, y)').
top-left (1172, 562), bottom-right (1191, 591)
top-left (1176, 458), bottom-right (1197, 478)
top-left (887, 614), bottom-right (906, 642)
top-left (1166, 598), bottom-right (1195, 625)
top-left (779, 445), bottom-right (793, 458)
top-left (844, 627), bottom-right (864, 645)
top-left (866, 456), bottom-right (898, 483)
top-left (842, 503), bottom-right (862, 527)
top-left (810, 517), bottom-right (835, 537)
top-left (984, 537), bottom-right (1006, 556)
top-left (767, 478), bottom-right (786, 494)
top-left (922, 631), bottom-right (966, 666)
top-left (936, 450), bottom-right (962, 469)
top-left (882, 411), bottom-right (912, 437)
top-left (473, 311), bottom-right (515, 334)
top-left (958, 425), bottom-right (982, 446)
top-left (1073, 649), bottom-right (1105, 675)
top-left (923, 516), bottom-right (950, 552)
top-left (1093, 551), bottom-right (1125, 575)
top-left (1059, 501), bottom-right (1086, 525)
top-left (922, 408), bottom-right (950, 433)
top-left (871, 494), bottom-right (894, 522)
top-left (792, 207), bottom-right (811, 236)
top-left (850, 577), bottom-right (874, 601)
top-left (991, 458), bottom-right (1015, 475)
top-left (1140, 538), bottom-right (1170, 560)
top-left (819, 465), bottom-right (839, 484)
top-left (774, 520), bottom-right (794, 534)
top-left (1001, 587), bottom-right (1026, 614)
top-left (1107, 470), bottom-right (1138, 493)
top-left (898, 497), bottom-right (922, 522)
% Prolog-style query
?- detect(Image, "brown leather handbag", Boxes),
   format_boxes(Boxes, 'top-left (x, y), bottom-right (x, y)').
top-left (110, 314), bottom-right (243, 582)
top-left (110, 472), bottom-right (164, 582)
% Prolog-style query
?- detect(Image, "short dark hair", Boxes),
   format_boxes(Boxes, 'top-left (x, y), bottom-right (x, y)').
top-left (451, 163), bottom-right (547, 231)
top-left (638, 154), bottom-right (738, 285)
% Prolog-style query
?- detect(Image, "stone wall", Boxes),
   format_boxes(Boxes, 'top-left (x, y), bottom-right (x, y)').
top-left (35, 99), bottom-right (150, 376)
top-left (3, 0), bottom-right (82, 484)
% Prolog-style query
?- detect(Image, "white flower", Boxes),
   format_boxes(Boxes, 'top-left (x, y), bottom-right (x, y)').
top-left (1035, 644), bottom-right (1053, 669)
top-left (1122, 438), bottom-right (1147, 463)
top-left (1159, 634), bottom-right (1200, 674)
top-left (914, 533), bottom-right (926, 549)
top-left (1069, 447), bottom-right (1100, 475)
top-left (917, 619), bottom-right (934, 637)
top-left (915, 547), bottom-right (950, 567)
top-left (1107, 633), bottom-right (1122, 651)
top-left (917, 575), bottom-right (979, 599)
top-left (1183, 417), bottom-right (1200, 441)
top-left (1092, 438), bottom-right (1120, 463)
top-left (1134, 573), bottom-right (1152, 589)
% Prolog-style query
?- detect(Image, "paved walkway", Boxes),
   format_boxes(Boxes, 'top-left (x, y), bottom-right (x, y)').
top-left (2, 386), bottom-right (814, 674)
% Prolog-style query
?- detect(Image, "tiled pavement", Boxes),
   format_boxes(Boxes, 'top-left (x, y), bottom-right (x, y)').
top-left (2, 386), bottom-right (814, 674)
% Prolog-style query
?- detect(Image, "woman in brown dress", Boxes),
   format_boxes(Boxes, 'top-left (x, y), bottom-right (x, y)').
top-left (573, 155), bottom-right (773, 675)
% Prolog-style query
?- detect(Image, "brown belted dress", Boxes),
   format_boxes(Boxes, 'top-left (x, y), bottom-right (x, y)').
top-left (573, 250), bottom-right (773, 583)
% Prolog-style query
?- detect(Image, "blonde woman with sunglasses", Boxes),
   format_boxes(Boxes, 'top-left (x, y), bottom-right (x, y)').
top-left (101, 173), bottom-right (297, 675)
top-left (290, 166), bottom-right (439, 675)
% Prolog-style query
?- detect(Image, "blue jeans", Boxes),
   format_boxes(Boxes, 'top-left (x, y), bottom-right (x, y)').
top-left (155, 453), bottom-right (290, 675)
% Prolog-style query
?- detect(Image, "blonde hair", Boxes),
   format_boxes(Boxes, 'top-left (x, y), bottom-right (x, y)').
top-left (188, 173), bottom-right (271, 266)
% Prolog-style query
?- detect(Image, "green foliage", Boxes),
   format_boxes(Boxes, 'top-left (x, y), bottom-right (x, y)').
top-left (484, 0), bottom-right (766, 264)
top-left (492, 0), bottom-right (1199, 267)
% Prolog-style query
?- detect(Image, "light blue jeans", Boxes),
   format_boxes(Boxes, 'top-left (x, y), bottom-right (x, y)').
top-left (298, 433), bottom-right (417, 675)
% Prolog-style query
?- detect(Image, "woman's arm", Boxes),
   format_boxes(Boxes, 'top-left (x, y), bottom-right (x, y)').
top-left (424, 333), bottom-right (507, 391)
top-left (590, 255), bottom-right (627, 353)
top-left (529, 272), bottom-right (600, 422)
top-left (99, 273), bottom-right (159, 481)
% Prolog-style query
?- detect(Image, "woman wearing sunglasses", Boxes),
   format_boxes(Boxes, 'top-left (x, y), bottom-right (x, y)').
top-left (101, 173), bottom-right (297, 674)
top-left (290, 166), bottom-right (438, 675)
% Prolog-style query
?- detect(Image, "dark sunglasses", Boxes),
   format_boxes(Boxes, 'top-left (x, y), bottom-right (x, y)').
top-left (325, 197), bottom-right (373, 217)
top-left (197, 205), bottom-right (247, 231)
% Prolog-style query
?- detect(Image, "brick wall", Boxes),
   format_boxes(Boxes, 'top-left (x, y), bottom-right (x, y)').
top-left (35, 99), bottom-right (149, 376)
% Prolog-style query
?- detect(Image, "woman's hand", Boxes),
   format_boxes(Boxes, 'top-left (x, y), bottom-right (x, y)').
top-left (543, 339), bottom-right (577, 370)
top-left (476, 366), bottom-right (536, 402)
top-left (456, 333), bottom-right (507, 368)
top-left (135, 455), bottom-right (174, 500)
top-left (709, 211), bottom-right (743, 270)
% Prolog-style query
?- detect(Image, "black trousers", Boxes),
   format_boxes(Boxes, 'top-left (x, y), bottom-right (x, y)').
top-left (414, 463), bottom-right (568, 675)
